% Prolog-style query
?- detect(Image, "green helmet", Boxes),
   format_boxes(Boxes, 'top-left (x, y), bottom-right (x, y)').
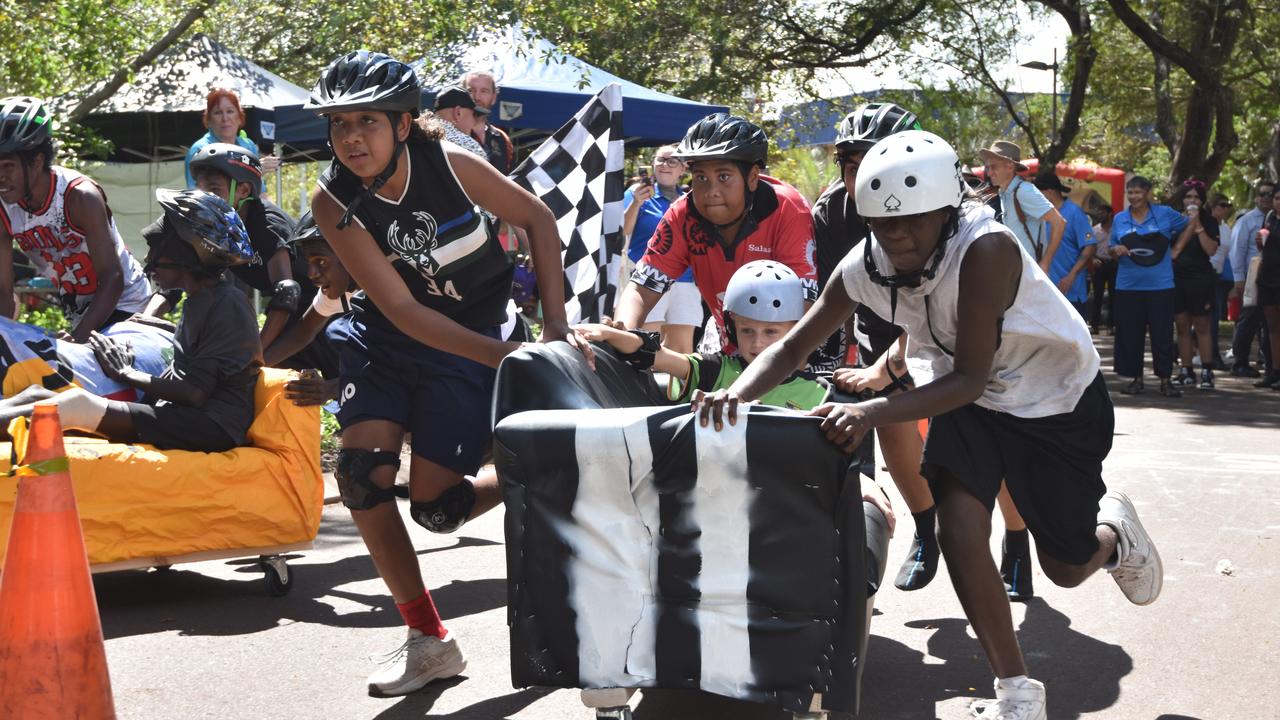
top-left (0, 96), bottom-right (52, 155)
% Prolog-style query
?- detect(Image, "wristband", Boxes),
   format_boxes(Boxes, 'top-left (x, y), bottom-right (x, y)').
top-left (618, 330), bottom-right (661, 370)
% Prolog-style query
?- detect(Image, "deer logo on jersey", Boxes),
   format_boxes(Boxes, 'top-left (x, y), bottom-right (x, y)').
top-left (387, 211), bottom-right (442, 275)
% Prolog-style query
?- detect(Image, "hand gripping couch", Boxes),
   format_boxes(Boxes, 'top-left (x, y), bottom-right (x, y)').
top-left (491, 342), bottom-right (883, 718)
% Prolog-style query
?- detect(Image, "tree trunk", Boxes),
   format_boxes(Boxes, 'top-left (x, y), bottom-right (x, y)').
top-left (65, 0), bottom-right (218, 125)
top-left (1033, 0), bottom-right (1097, 171)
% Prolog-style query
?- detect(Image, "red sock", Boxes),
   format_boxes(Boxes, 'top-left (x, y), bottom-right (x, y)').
top-left (396, 592), bottom-right (446, 639)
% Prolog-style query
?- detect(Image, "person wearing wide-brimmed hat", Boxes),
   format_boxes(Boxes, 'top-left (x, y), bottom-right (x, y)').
top-left (980, 140), bottom-right (1065, 274)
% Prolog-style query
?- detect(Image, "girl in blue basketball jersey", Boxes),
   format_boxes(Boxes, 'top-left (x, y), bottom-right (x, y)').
top-left (307, 51), bottom-right (576, 697)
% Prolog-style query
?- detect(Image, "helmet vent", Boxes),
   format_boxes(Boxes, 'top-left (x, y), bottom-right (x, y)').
top-left (905, 145), bottom-right (914, 152)
top-left (905, 176), bottom-right (917, 187)
top-left (749, 296), bottom-right (758, 304)
top-left (870, 178), bottom-right (881, 190)
top-left (772, 299), bottom-right (781, 308)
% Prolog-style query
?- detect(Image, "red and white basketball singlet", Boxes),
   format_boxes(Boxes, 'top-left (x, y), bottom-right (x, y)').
top-left (1, 166), bottom-right (150, 323)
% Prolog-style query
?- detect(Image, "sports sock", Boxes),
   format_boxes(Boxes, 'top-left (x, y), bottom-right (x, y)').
top-left (912, 506), bottom-right (938, 547)
top-left (1004, 528), bottom-right (1029, 556)
top-left (396, 592), bottom-right (447, 639)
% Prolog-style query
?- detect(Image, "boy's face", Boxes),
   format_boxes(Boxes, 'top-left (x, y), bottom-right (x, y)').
top-left (304, 243), bottom-right (351, 300)
top-left (194, 169), bottom-right (252, 208)
top-left (868, 208), bottom-right (952, 274)
top-left (734, 316), bottom-right (796, 363)
top-left (146, 253), bottom-right (188, 291)
top-left (689, 160), bottom-right (758, 226)
top-left (0, 153), bottom-right (39, 204)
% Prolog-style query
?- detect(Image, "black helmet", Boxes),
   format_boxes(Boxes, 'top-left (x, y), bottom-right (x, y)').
top-left (306, 50), bottom-right (421, 117)
top-left (189, 143), bottom-right (263, 189)
top-left (835, 103), bottom-right (921, 152)
top-left (674, 113), bottom-right (768, 167)
top-left (0, 96), bottom-right (52, 155)
top-left (288, 211), bottom-right (325, 249)
top-left (155, 189), bottom-right (257, 271)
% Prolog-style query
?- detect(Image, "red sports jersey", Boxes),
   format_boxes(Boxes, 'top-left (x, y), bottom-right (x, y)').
top-left (632, 175), bottom-right (817, 347)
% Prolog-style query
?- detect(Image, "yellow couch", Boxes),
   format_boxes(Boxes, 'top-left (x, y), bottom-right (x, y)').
top-left (0, 368), bottom-right (323, 574)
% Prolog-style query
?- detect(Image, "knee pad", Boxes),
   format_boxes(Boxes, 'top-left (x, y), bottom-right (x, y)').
top-left (409, 478), bottom-right (476, 534)
top-left (42, 388), bottom-right (107, 432)
top-left (335, 449), bottom-right (402, 510)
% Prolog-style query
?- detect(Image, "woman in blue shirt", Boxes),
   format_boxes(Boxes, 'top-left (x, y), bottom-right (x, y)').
top-left (183, 89), bottom-right (279, 190)
top-left (1110, 175), bottom-right (1190, 396)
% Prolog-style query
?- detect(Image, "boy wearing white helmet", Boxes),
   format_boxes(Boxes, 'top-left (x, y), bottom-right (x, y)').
top-left (691, 130), bottom-right (1163, 720)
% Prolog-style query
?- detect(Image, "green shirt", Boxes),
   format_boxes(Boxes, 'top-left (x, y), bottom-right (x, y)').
top-left (671, 352), bottom-right (829, 411)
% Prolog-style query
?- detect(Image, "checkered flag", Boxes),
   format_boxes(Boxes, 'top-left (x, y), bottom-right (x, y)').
top-left (512, 84), bottom-right (625, 324)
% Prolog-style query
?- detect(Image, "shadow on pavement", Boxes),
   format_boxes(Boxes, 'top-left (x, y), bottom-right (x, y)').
top-left (96, 535), bottom-right (505, 640)
top-left (859, 600), bottom-right (1132, 719)
top-left (633, 687), bottom-right (795, 720)
top-left (1094, 332), bottom-right (1280, 430)
top-left (371, 685), bottom-right (552, 719)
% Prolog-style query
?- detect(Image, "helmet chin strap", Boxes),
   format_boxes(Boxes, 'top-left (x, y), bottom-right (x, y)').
top-left (863, 237), bottom-right (948, 323)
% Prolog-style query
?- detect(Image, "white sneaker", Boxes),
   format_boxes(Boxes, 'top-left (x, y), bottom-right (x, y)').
top-left (1098, 490), bottom-right (1163, 606)
top-left (970, 676), bottom-right (1046, 720)
top-left (367, 628), bottom-right (467, 697)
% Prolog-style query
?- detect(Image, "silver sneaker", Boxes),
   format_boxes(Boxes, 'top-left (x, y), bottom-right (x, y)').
top-left (970, 677), bottom-right (1046, 720)
top-left (367, 628), bottom-right (467, 697)
top-left (1098, 490), bottom-right (1163, 606)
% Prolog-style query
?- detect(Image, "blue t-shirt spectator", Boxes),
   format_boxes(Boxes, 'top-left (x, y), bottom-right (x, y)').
top-left (1112, 203), bottom-right (1188, 291)
top-left (999, 176), bottom-right (1055, 257)
top-left (185, 130), bottom-right (261, 190)
top-left (1046, 198), bottom-right (1097, 302)
top-left (624, 187), bottom-right (692, 282)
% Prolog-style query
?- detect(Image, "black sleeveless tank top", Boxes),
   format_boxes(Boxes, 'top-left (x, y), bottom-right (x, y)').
top-left (319, 139), bottom-right (513, 330)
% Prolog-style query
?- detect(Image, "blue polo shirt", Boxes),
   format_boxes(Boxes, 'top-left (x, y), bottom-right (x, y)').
top-left (624, 187), bottom-right (692, 282)
top-left (1112, 203), bottom-right (1188, 291)
top-left (1047, 198), bottom-right (1097, 302)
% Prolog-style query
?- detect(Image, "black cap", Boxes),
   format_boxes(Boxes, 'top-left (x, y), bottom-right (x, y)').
top-left (1034, 173), bottom-right (1071, 194)
top-left (434, 86), bottom-right (478, 112)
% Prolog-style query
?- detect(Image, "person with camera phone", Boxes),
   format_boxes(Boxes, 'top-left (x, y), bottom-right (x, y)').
top-left (1170, 179), bottom-right (1220, 389)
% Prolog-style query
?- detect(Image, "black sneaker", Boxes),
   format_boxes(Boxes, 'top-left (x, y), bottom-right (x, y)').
top-left (1255, 371), bottom-right (1280, 389)
top-left (1174, 367), bottom-right (1195, 386)
top-left (1120, 378), bottom-right (1144, 395)
top-left (893, 531), bottom-right (940, 591)
top-left (1001, 540), bottom-right (1035, 602)
top-left (1199, 368), bottom-right (1214, 389)
top-left (1231, 365), bottom-right (1262, 378)
top-left (1159, 377), bottom-right (1182, 397)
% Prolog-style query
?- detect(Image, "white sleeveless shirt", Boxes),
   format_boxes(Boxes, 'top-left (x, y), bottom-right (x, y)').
top-left (1, 166), bottom-right (150, 323)
top-left (839, 203), bottom-right (1099, 418)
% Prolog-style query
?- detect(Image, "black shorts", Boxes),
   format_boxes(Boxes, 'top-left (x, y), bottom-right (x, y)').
top-left (855, 305), bottom-right (903, 364)
top-left (129, 403), bottom-right (238, 452)
top-left (327, 314), bottom-right (497, 476)
top-left (1258, 283), bottom-right (1280, 308)
top-left (920, 372), bottom-right (1113, 566)
top-left (1173, 275), bottom-right (1216, 316)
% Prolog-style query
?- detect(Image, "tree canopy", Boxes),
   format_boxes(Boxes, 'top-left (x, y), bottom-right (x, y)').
top-left (5, 0), bottom-right (1278, 198)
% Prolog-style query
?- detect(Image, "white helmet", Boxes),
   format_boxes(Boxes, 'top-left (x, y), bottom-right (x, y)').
top-left (854, 130), bottom-right (964, 218)
top-left (724, 260), bottom-right (806, 323)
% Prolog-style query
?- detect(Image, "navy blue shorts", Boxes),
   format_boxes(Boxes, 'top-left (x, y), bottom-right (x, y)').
top-left (326, 315), bottom-right (498, 476)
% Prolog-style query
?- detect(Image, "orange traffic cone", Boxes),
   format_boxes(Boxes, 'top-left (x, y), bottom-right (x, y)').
top-left (0, 405), bottom-right (116, 719)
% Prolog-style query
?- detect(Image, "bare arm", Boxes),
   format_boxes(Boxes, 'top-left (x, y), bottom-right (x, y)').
top-left (614, 282), bottom-right (662, 328)
top-left (312, 189), bottom-right (517, 368)
top-left (0, 230), bottom-right (14, 320)
top-left (574, 323), bottom-right (692, 382)
top-left (1039, 207), bottom-right (1066, 274)
top-left (65, 183), bottom-right (124, 341)
top-left (264, 305), bottom-right (329, 367)
top-left (622, 183), bottom-right (653, 239)
top-left (446, 145), bottom-right (569, 341)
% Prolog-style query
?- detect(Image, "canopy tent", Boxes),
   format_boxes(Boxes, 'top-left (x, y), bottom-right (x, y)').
top-left (57, 33), bottom-right (310, 162)
top-left (274, 25), bottom-right (728, 151)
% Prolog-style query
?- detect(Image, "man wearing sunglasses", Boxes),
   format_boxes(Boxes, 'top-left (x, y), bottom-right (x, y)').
top-left (1228, 181), bottom-right (1275, 378)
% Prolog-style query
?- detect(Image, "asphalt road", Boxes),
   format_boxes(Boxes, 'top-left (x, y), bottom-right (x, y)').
top-left (95, 336), bottom-right (1280, 719)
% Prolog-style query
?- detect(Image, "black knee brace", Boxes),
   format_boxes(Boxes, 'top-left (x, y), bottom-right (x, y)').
top-left (409, 478), bottom-right (476, 534)
top-left (335, 449), bottom-right (402, 510)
